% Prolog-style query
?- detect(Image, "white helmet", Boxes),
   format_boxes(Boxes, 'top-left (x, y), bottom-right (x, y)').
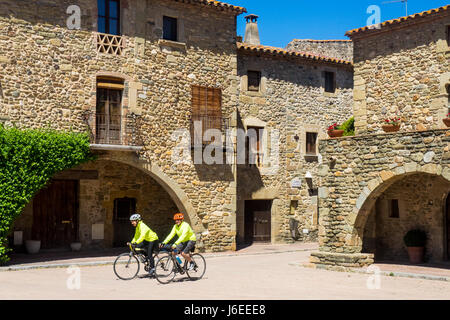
top-left (130, 214), bottom-right (141, 221)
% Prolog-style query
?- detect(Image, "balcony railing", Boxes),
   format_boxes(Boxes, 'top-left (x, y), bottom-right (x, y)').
top-left (83, 112), bottom-right (143, 147)
top-left (189, 115), bottom-right (231, 147)
top-left (96, 32), bottom-right (125, 55)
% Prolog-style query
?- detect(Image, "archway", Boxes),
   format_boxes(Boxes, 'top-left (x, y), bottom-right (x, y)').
top-left (353, 172), bottom-right (450, 262)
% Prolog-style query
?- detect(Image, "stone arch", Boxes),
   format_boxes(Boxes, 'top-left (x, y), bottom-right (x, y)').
top-left (94, 153), bottom-right (204, 234)
top-left (349, 165), bottom-right (450, 254)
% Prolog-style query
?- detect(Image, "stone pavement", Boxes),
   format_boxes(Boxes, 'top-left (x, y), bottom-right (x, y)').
top-left (0, 242), bottom-right (317, 271)
top-left (2, 242), bottom-right (450, 283)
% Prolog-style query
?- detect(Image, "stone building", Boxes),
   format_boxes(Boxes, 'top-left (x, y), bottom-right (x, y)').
top-left (310, 5), bottom-right (450, 268)
top-left (1, 0), bottom-right (245, 252)
top-left (1, 0), bottom-right (354, 254)
top-left (235, 16), bottom-right (353, 244)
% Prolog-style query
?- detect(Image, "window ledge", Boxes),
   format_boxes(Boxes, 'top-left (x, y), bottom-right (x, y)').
top-left (304, 154), bottom-right (319, 162)
top-left (158, 39), bottom-right (187, 50)
top-left (323, 91), bottom-right (337, 98)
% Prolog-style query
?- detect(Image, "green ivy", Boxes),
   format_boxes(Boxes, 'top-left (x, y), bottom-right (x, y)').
top-left (0, 125), bottom-right (94, 264)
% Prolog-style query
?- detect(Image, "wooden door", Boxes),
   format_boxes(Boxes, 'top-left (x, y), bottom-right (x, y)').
top-left (32, 180), bottom-right (78, 249)
top-left (253, 211), bottom-right (271, 242)
top-left (244, 200), bottom-right (272, 243)
top-left (113, 198), bottom-right (136, 247)
top-left (96, 88), bottom-right (122, 145)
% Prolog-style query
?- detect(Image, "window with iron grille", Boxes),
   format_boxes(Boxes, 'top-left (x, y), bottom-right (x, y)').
top-left (98, 0), bottom-right (121, 35)
top-left (247, 70), bottom-right (261, 92)
top-left (163, 16), bottom-right (178, 41)
top-left (306, 132), bottom-right (318, 155)
top-left (191, 85), bottom-right (223, 146)
top-left (324, 71), bottom-right (336, 93)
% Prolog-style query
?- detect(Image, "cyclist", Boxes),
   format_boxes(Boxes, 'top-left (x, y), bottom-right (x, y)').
top-left (161, 213), bottom-right (197, 270)
top-left (127, 214), bottom-right (159, 277)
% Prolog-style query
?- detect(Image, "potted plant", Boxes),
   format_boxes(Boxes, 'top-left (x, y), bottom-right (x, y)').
top-left (327, 123), bottom-right (344, 138)
top-left (382, 117), bottom-right (402, 133)
top-left (403, 229), bottom-right (427, 264)
top-left (443, 113), bottom-right (450, 128)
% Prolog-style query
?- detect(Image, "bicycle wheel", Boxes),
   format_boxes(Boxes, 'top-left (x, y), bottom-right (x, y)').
top-left (186, 253), bottom-right (206, 281)
top-left (155, 255), bottom-right (176, 284)
top-left (113, 253), bottom-right (140, 280)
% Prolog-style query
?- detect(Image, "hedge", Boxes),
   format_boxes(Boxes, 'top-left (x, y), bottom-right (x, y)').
top-left (0, 125), bottom-right (94, 264)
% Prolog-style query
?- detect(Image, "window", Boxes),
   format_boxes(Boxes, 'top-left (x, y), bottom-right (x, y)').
top-left (163, 16), bottom-right (178, 41)
top-left (324, 71), bottom-right (336, 93)
top-left (447, 85), bottom-right (450, 115)
top-left (96, 77), bottom-right (124, 144)
top-left (389, 199), bottom-right (400, 218)
top-left (247, 70), bottom-right (261, 92)
top-left (98, 0), bottom-right (120, 35)
top-left (191, 85), bottom-right (222, 146)
top-left (246, 126), bottom-right (264, 167)
top-left (306, 132), bottom-right (318, 155)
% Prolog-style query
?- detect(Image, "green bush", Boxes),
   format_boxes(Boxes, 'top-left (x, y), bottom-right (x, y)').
top-left (0, 125), bottom-right (94, 264)
top-left (340, 117), bottom-right (355, 136)
top-left (403, 229), bottom-right (427, 247)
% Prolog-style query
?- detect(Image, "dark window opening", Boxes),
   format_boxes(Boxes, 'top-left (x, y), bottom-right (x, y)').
top-left (324, 71), bottom-right (336, 93)
top-left (306, 132), bottom-right (318, 155)
top-left (447, 26), bottom-right (450, 46)
top-left (98, 0), bottom-right (121, 35)
top-left (163, 16), bottom-right (178, 41)
top-left (247, 70), bottom-right (261, 92)
top-left (389, 199), bottom-right (400, 218)
top-left (246, 126), bottom-right (264, 167)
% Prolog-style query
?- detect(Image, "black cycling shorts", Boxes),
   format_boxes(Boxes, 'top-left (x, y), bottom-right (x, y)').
top-left (176, 241), bottom-right (196, 254)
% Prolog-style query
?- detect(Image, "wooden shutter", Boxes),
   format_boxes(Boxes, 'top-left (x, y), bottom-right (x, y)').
top-left (191, 85), bottom-right (222, 144)
top-left (324, 72), bottom-right (336, 93)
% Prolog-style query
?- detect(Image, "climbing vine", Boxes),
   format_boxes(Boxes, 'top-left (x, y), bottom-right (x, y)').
top-left (0, 125), bottom-right (94, 264)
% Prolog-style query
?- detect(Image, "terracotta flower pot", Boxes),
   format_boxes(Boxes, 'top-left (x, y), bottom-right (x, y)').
top-left (382, 124), bottom-right (401, 133)
top-left (25, 240), bottom-right (41, 254)
top-left (327, 130), bottom-right (344, 138)
top-left (407, 246), bottom-right (424, 264)
top-left (443, 118), bottom-right (450, 128)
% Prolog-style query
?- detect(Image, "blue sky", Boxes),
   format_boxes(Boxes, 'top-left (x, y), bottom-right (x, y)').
top-left (227, 0), bottom-right (450, 48)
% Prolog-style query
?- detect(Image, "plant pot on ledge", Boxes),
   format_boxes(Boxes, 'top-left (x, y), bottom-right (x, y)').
top-left (443, 118), bottom-right (450, 128)
top-left (327, 130), bottom-right (344, 138)
top-left (382, 124), bottom-right (401, 133)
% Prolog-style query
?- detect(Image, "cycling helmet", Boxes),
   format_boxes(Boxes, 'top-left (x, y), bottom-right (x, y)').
top-left (173, 213), bottom-right (184, 221)
top-left (130, 214), bottom-right (142, 221)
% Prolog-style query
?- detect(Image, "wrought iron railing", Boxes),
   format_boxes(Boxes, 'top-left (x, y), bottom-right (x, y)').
top-left (82, 111), bottom-right (144, 147)
top-left (189, 115), bottom-right (231, 147)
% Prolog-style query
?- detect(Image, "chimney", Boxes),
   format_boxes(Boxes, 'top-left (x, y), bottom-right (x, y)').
top-left (244, 14), bottom-right (260, 46)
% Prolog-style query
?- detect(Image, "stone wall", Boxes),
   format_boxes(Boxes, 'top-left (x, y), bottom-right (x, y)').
top-left (286, 39), bottom-right (353, 62)
top-left (350, 14), bottom-right (450, 134)
top-left (312, 129), bottom-right (450, 267)
top-left (0, 0), bottom-right (241, 252)
top-left (236, 52), bottom-right (354, 244)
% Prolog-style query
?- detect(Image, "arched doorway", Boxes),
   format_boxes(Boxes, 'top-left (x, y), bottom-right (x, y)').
top-left (355, 173), bottom-right (450, 262)
top-left (446, 193), bottom-right (450, 260)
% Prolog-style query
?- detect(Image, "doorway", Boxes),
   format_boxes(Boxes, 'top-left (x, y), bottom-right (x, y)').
top-left (446, 194), bottom-right (450, 260)
top-left (244, 200), bottom-right (272, 243)
top-left (113, 197), bottom-right (136, 247)
top-left (32, 180), bottom-right (79, 249)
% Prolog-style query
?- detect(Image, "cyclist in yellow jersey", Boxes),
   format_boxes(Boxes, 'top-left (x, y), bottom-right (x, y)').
top-left (127, 214), bottom-right (159, 277)
top-left (161, 213), bottom-right (197, 270)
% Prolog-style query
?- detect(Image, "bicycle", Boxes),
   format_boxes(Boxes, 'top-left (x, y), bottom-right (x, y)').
top-left (154, 245), bottom-right (206, 284)
top-left (113, 243), bottom-right (167, 280)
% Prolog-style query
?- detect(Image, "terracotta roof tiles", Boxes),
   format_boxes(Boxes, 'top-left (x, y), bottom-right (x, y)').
top-left (170, 0), bottom-right (247, 14)
top-left (237, 42), bottom-right (353, 66)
